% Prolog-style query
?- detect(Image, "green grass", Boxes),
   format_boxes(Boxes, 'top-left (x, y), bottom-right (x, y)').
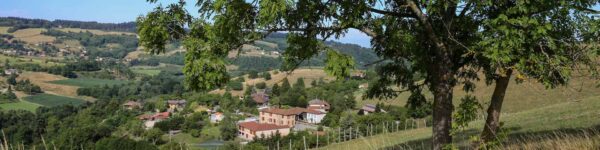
top-left (0, 100), bottom-right (41, 112)
top-left (318, 95), bottom-right (600, 150)
top-left (132, 69), bottom-right (161, 76)
top-left (49, 78), bottom-right (130, 88)
top-left (23, 94), bottom-right (86, 107)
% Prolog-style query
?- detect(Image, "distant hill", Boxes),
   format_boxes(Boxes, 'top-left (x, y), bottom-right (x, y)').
top-left (0, 17), bottom-right (136, 33)
top-left (0, 17), bottom-right (379, 73)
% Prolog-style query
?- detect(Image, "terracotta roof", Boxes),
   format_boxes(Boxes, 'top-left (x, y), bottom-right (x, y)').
top-left (139, 112), bottom-right (170, 120)
top-left (261, 107), bottom-right (324, 115)
top-left (308, 99), bottom-right (330, 110)
top-left (261, 107), bottom-right (304, 115)
top-left (304, 108), bottom-right (325, 114)
top-left (238, 121), bottom-right (290, 131)
top-left (251, 92), bottom-right (269, 104)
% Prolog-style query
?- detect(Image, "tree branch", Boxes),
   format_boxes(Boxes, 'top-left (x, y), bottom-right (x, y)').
top-left (368, 7), bottom-right (416, 18)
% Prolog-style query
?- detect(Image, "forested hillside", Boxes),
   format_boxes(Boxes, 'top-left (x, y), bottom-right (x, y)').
top-left (0, 17), bottom-right (136, 32)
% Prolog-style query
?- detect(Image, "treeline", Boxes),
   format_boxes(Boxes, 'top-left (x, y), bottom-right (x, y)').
top-left (230, 56), bottom-right (282, 72)
top-left (129, 52), bottom-right (185, 66)
top-left (11, 59), bottom-right (102, 78)
top-left (0, 17), bottom-right (136, 33)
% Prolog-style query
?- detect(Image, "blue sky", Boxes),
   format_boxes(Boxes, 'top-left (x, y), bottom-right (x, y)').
top-left (0, 0), bottom-right (372, 47)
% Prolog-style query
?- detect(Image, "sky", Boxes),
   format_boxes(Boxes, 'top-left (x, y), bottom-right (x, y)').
top-left (0, 0), bottom-right (372, 47)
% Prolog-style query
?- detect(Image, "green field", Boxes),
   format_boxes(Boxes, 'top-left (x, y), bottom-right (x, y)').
top-left (0, 100), bottom-right (41, 112)
top-left (49, 78), bottom-right (130, 88)
top-left (23, 94), bottom-right (86, 107)
top-left (132, 69), bottom-right (161, 76)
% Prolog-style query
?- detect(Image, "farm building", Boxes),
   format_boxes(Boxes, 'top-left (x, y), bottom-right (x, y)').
top-left (307, 99), bottom-right (330, 112)
top-left (238, 121), bottom-right (290, 141)
top-left (138, 112), bottom-right (170, 129)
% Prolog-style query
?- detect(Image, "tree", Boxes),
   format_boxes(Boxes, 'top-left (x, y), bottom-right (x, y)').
top-left (255, 82), bottom-right (267, 89)
top-left (294, 77), bottom-right (305, 89)
top-left (248, 70), bottom-right (259, 79)
top-left (219, 115), bottom-right (238, 141)
top-left (137, 0), bottom-right (600, 149)
top-left (143, 128), bottom-right (163, 144)
top-left (6, 74), bottom-right (16, 85)
top-left (280, 78), bottom-right (291, 93)
top-left (271, 84), bottom-right (280, 96)
top-left (471, 1), bottom-right (600, 147)
top-left (263, 72), bottom-right (272, 80)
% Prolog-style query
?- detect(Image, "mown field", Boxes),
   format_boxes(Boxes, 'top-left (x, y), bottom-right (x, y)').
top-left (23, 94), bottom-right (86, 107)
top-left (49, 78), bottom-right (130, 88)
top-left (0, 100), bottom-right (41, 112)
top-left (132, 68), bottom-right (161, 76)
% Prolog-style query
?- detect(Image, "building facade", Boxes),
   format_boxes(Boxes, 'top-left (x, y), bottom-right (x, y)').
top-left (238, 121), bottom-right (290, 141)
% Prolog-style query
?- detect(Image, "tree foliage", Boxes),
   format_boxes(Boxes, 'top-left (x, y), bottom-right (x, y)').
top-left (138, 0), bottom-right (600, 148)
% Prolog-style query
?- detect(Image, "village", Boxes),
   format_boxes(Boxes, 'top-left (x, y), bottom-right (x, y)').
top-left (121, 81), bottom-right (394, 145)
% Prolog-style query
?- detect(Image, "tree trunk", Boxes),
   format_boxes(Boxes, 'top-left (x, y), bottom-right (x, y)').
top-left (406, 1), bottom-right (456, 149)
top-left (431, 77), bottom-right (454, 150)
top-left (477, 69), bottom-right (512, 148)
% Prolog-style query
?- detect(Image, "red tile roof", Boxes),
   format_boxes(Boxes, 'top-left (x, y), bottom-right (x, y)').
top-left (261, 107), bottom-right (325, 115)
top-left (238, 121), bottom-right (290, 131)
top-left (251, 92), bottom-right (269, 104)
top-left (261, 107), bottom-right (304, 115)
top-left (138, 112), bottom-right (170, 120)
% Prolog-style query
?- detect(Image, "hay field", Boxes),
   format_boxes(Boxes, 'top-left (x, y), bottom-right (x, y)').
top-left (17, 72), bottom-right (95, 101)
top-left (12, 28), bottom-right (55, 43)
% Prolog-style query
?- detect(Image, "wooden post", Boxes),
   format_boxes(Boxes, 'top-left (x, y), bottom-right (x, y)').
top-left (316, 133), bottom-right (319, 148)
top-left (349, 127), bottom-right (353, 139)
top-left (303, 136), bottom-right (307, 150)
top-left (278, 140), bottom-right (280, 150)
top-left (327, 130), bottom-right (330, 145)
top-left (289, 139), bottom-right (292, 150)
top-left (356, 126), bottom-right (359, 138)
top-left (338, 127), bottom-right (341, 142)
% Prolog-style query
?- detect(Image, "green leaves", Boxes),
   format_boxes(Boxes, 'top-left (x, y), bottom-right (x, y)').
top-left (280, 33), bottom-right (320, 71)
top-left (257, 0), bottom-right (289, 28)
top-left (452, 95), bottom-right (481, 133)
top-left (137, 2), bottom-right (190, 54)
top-left (324, 49), bottom-right (355, 80)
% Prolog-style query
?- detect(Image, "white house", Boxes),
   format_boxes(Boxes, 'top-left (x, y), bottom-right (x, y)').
top-left (303, 109), bottom-right (326, 124)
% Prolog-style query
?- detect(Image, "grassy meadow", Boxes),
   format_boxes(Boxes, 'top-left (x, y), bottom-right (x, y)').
top-left (0, 100), bottom-right (41, 112)
top-left (23, 94), bottom-right (86, 107)
top-left (318, 94), bottom-right (600, 150)
top-left (49, 78), bottom-right (130, 88)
